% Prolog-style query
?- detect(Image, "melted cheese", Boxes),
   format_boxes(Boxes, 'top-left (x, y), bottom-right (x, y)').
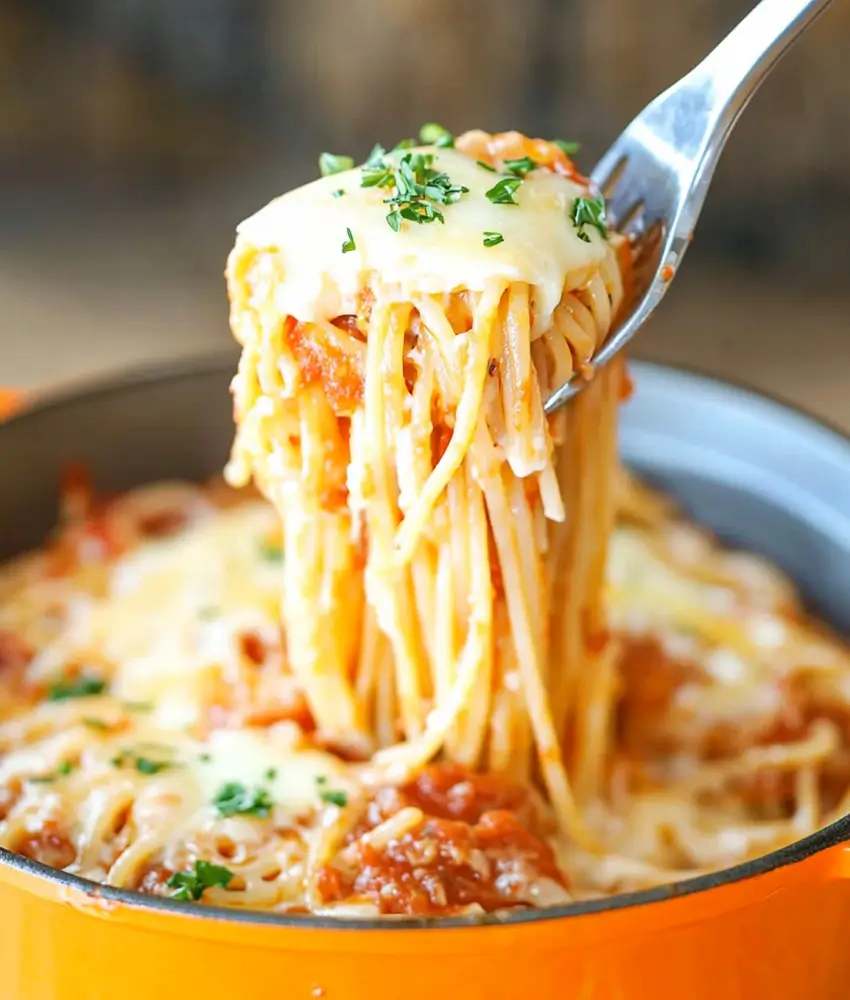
top-left (236, 147), bottom-right (606, 335)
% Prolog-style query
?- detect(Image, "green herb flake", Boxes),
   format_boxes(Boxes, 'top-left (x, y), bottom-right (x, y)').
top-left (111, 749), bottom-right (173, 774)
top-left (199, 753), bottom-right (212, 764)
top-left (503, 156), bottom-right (538, 178)
top-left (476, 160), bottom-right (497, 172)
top-left (392, 138), bottom-right (416, 151)
top-left (315, 775), bottom-right (348, 807)
top-left (418, 123), bottom-right (454, 147)
top-left (341, 228), bottom-right (356, 254)
top-left (264, 767), bottom-right (278, 782)
top-left (212, 782), bottom-right (274, 818)
top-left (318, 152), bottom-right (354, 177)
top-left (485, 177), bottom-right (523, 206)
top-left (483, 232), bottom-right (504, 247)
top-left (319, 788), bottom-right (348, 808)
top-left (135, 757), bottom-right (170, 775)
top-left (122, 701), bottom-right (154, 713)
top-left (82, 717), bottom-right (109, 731)
top-left (553, 139), bottom-right (581, 155)
top-left (259, 540), bottom-right (283, 563)
top-left (29, 760), bottom-right (74, 784)
top-left (47, 676), bottom-right (107, 702)
top-left (570, 195), bottom-right (608, 243)
top-left (167, 860), bottom-right (234, 902)
top-left (331, 189), bottom-right (345, 199)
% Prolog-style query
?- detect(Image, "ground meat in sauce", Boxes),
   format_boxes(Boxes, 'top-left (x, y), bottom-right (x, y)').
top-left (16, 823), bottom-right (76, 870)
top-left (317, 764), bottom-right (566, 915)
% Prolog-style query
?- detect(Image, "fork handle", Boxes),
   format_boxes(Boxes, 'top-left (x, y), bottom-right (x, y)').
top-left (696, 0), bottom-right (833, 122)
top-left (654, 0), bottom-right (834, 165)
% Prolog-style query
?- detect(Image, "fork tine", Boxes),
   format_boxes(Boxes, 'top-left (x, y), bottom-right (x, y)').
top-left (594, 154), bottom-right (628, 199)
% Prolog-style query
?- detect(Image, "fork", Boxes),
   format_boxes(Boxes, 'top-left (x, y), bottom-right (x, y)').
top-left (544, 0), bottom-right (835, 412)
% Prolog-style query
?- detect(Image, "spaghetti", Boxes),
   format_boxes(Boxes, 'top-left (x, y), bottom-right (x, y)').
top-left (0, 129), bottom-right (848, 916)
top-left (226, 131), bottom-right (625, 851)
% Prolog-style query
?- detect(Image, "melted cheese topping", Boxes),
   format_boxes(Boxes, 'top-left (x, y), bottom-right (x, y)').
top-left (0, 477), bottom-right (849, 911)
top-left (236, 147), bottom-right (606, 334)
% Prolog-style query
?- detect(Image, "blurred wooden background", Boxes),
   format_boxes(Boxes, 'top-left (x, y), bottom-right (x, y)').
top-left (1, 0), bottom-right (848, 426)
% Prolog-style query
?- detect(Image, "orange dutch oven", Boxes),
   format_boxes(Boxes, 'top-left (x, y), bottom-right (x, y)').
top-left (1, 356), bottom-right (849, 1000)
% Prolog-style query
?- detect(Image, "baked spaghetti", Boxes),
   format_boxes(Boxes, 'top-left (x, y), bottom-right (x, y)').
top-left (0, 128), bottom-right (848, 916)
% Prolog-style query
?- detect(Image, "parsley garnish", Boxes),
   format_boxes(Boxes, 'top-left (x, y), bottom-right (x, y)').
top-left (361, 144), bottom-right (393, 188)
top-left (553, 138), bottom-right (581, 155)
top-left (259, 540), bottom-right (283, 563)
top-left (111, 749), bottom-right (173, 774)
top-left (47, 676), bottom-right (107, 702)
top-left (485, 177), bottom-right (522, 206)
top-left (318, 152), bottom-right (354, 177)
top-left (316, 775), bottom-right (348, 807)
top-left (483, 232), bottom-right (504, 247)
top-left (393, 138), bottom-right (416, 151)
top-left (30, 761), bottom-right (74, 784)
top-left (361, 147), bottom-right (468, 232)
top-left (264, 767), bottom-right (278, 782)
top-left (503, 156), bottom-right (538, 177)
top-left (212, 782), bottom-right (274, 818)
top-left (570, 195), bottom-right (608, 243)
top-left (199, 753), bottom-right (212, 763)
top-left (122, 701), bottom-right (153, 713)
top-left (476, 160), bottom-right (497, 172)
top-left (341, 228), bottom-right (356, 253)
top-left (167, 860), bottom-right (234, 902)
top-left (418, 123), bottom-right (454, 147)
top-left (135, 757), bottom-right (170, 775)
top-left (331, 189), bottom-right (345, 199)
top-left (82, 717), bottom-right (109, 731)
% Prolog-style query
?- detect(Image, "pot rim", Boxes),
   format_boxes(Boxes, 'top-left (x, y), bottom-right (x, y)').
top-left (2, 349), bottom-right (849, 932)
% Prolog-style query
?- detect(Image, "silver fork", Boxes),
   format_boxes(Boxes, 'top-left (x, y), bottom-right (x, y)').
top-left (544, 0), bottom-right (835, 412)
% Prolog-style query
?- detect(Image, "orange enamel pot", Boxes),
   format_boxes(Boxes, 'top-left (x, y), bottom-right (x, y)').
top-left (2, 356), bottom-right (850, 1000)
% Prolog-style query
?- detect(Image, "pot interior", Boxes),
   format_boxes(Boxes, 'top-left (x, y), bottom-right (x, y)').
top-left (2, 356), bottom-right (849, 631)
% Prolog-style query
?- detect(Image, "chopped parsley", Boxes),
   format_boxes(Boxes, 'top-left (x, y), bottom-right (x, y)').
top-left (264, 767), bottom-right (278, 782)
top-left (553, 138), bottom-right (581, 155)
top-left (318, 152), bottom-right (354, 177)
top-left (199, 753), bottom-right (212, 763)
top-left (167, 860), bottom-right (234, 902)
top-left (135, 757), bottom-right (170, 775)
top-left (418, 123), bottom-right (454, 147)
top-left (259, 540), bottom-right (283, 563)
top-left (483, 232), bottom-right (504, 247)
top-left (476, 160), bottom-right (497, 172)
top-left (47, 675), bottom-right (107, 702)
top-left (331, 189), bottom-right (345, 199)
top-left (29, 761), bottom-right (74, 784)
top-left (122, 701), bottom-right (153, 713)
top-left (570, 195), bottom-right (608, 243)
top-left (392, 138), bottom-right (416, 151)
top-left (341, 228), bottom-right (356, 253)
top-left (212, 782), bottom-right (274, 818)
top-left (361, 147), bottom-right (468, 232)
top-left (503, 156), bottom-right (538, 178)
top-left (82, 717), bottom-right (109, 731)
top-left (360, 144), bottom-right (394, 188)
top-left (316, 775), bottom-right (348, 808)
top-left (111, 749), bottom-right (173, 774)
top-left (485, 177), bottom-right (522, 206)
